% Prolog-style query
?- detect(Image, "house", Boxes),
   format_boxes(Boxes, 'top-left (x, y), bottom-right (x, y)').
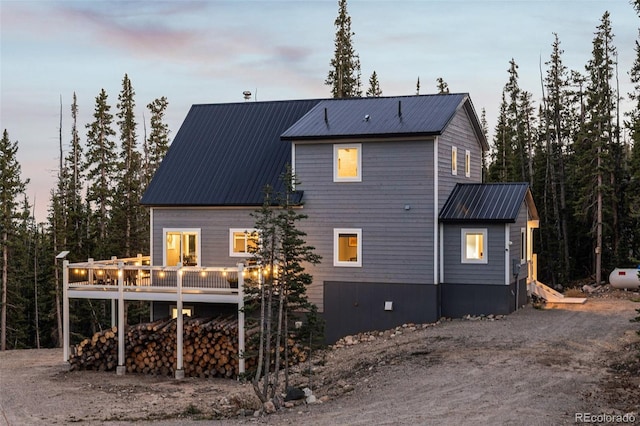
top-left (139, 94), bottom-right (540, 343)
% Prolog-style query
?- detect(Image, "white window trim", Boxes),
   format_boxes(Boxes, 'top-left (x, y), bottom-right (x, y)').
top-left (461, 228), bottom-right (487, 264)
top-left (451, 146), bottom-right (458, 176)
top-left (229, 228), bottom-right (259, 257)
top-left (334, 228), bottom-right (362, 267)
top-left (333, 143), bottom-right (362, 182)
top-left (163, 228), bottom-right (201, 267)
top-left (465, 150), bottom-right (471, 177)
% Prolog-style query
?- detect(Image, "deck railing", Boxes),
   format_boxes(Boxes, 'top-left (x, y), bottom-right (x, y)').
top-left (63, 255), bottom-right (252, 377)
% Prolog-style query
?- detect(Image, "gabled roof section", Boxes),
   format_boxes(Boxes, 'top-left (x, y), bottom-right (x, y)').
top-left (141, 99), bottom-right (320, 206)
top-left (281, 93), bottom-right (489, 150)
top-left (439, 183), bottom-right (539, 223)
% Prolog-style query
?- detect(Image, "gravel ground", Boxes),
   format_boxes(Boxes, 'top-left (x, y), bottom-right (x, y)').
top-left (1, 290), bottom-right (639, 426)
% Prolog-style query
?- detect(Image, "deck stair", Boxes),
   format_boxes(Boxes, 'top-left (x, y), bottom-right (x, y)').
top-left (528, 280), bottom-right (587, 304)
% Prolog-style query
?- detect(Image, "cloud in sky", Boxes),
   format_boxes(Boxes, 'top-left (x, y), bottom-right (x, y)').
top-left (1, 0), bottom-right (637, 221)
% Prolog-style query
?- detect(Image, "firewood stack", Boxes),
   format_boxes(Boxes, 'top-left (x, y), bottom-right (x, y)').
top-left (68, 315), bottom-right (309, 378)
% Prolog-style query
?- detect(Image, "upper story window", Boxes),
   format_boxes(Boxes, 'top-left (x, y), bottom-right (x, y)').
top-left (461, 228), bottom-right (487, 264)
top-left (165, 229), bottom-right (200, 266)
top-left (451, 146), bottom-right (458, 175)
top-left (229, 228), bottom-right (259, 257)
top-left (465, 150), bottom-right (471, 177)
top-left (334, 144), bottom-right (361, 182)
top-left (334, 228), bottom-right (362, 267)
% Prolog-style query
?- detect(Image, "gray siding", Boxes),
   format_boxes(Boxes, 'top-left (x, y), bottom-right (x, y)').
top-left (441, 223), bottom-right (506, 285)
top-left (510, 201), bottom-right (530, 281)
top-left (295, 139), bottom-right (437, 311)
top-left (437, 108), bottom-right (484, 209)
top-left (151, 207), bottom-right (256, 267)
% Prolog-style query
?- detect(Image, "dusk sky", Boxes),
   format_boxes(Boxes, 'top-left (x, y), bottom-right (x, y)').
top-left (1, 1), bottom-right (637, 221)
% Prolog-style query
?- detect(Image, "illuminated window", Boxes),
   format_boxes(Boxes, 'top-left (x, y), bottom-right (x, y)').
top-left (465, 150), bottom-right (471, 177)
top-left (170, 305), bottom-right (193, 319)
top-left (461, 228), bottom-right (487, 264)
top-left (334, 144), bottom-right (361, 182)
top-left (230, 228), bottom-right (259, 257)
top-left (451, 146), bottom-right (458, 175)
top-left (334, 228), bottom-right (362, 267)
top-left (164, 229), bottom-right (200, 266)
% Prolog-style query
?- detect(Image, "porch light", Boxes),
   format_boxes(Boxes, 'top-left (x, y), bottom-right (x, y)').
top-left (200, 270), bottom-right (207, 277)
top-left (222, 269), bottom-right (228, 277)
top-left (159, 271), bottom-right (166, 278)
top-left (97, 270), bottom-right (103, 276)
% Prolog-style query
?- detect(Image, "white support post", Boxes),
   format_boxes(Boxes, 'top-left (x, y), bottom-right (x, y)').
top-left (175, 265), bottom-right (185, 379)
top-left (63, 260), bottom-right (70, 362)
top-left (237, 263), bottom-right (245, 376)
top-left (116, 262), bottom-right (126, 375)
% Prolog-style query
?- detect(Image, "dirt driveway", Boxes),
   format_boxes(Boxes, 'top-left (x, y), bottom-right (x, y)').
top-left (1, 291), bottom-right (639, 425)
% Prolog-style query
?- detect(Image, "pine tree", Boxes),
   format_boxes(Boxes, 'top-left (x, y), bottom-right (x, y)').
top-left (366, 71), bottom-right (382, 97)
top-left (326, 0), bottom-right (362, 98)
top-left (84, 89), bottom-right (117, 259)
top-left (111, 74), bottom-right (144, 257)
top-left (536, 33), bottom-right (573, 285)
top-left (246, 166), bottom-right (321, 406)
top-left (622, 9), bottom-right (640, 264)
top-left (143, 96), bottom-right (170, 188)
top-left (573, 12), bottom-right (619, 284)
top-left (0, 130), bottom-right (29, 350)
top-left (436, 77), bottom-right (450, 94)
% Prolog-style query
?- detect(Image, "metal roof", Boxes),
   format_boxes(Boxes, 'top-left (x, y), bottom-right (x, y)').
top-left (140, 99), bottom-right (320, 206)
top-left (439, 183), bottom-right (538, 223)
top-left (281, 93), bottom-right (488, 150)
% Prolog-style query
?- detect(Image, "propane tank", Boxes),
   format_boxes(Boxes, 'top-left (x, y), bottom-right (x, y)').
top-left (609, 267), bottom-right (640, 289)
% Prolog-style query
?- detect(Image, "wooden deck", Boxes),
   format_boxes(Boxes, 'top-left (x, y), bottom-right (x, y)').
top-left (63, 255), bottom-right (251, 377)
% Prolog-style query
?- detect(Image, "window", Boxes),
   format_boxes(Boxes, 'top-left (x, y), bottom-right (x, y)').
top-left (164, 229), bottom-right (200, 266)
top-left (334, 144), bottom-right (361, 182)
top-left (451, 146), bottom-right (458, 175)
top-left (334, 228), bottom-right (362, 267)
top-left (170, 305), bottom-right (193, 319)
top-left (229, 228), bottom-right (259, 257)
top-left (520, 228), bottom-right (526, 264)
top-left (461, 228), bottom-right (487, 264)
top-left (465, 150), bottom-right (471, 177)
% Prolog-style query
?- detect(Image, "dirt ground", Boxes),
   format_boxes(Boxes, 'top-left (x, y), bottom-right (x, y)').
top-left (1, 287), bottom-right (639, 426)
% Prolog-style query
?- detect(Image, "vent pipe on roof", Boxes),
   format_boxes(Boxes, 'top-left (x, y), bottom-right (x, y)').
top-left (324, 107), bottom-right (328, 124)
top-left (398, 100), bottom-right (402, 118)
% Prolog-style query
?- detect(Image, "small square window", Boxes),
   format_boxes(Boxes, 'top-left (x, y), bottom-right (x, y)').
top-left (461, 228), bottom-right (487, 264)
top-left (334, 144), bottom-right (361, 182)
top-left (334, 228), bottom-right (362, 267)
top-left (230, 228), bottom-right (259, 257)
top-left (465, 150), bottom-right (471, 177)
top-left (451, 146), bottom-right (458, 175)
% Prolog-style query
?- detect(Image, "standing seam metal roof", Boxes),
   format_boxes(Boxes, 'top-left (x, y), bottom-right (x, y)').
top-left (281, 94), bottom-right (487, 149)
top-left (140, 99), bottom-right (321, 206)
top-left (439, 183), bottom-right (537, 222)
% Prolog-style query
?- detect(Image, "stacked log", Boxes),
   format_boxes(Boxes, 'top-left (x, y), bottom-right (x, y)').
top-left (68, 316), bottom-right (309, 378)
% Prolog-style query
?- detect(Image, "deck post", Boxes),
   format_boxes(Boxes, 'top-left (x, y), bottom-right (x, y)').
top-left (175, 264), bottom-right (185, 379)
top-left (62, 260), bottom-right (69, 362)
top-left (237, 263), bottom-right (245, 376)
top-left (116, 261), bottom-right (126, 375)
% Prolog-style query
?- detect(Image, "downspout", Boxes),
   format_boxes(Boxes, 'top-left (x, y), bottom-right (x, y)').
top-left (434, 136), bottom-right (440, 318)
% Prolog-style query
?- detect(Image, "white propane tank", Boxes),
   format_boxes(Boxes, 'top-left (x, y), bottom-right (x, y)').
top-left (609, 267), bottom-right (640, 289)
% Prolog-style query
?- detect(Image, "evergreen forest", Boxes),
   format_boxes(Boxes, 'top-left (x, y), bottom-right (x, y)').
top-left (1, 3), bottom-right (639, 350)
